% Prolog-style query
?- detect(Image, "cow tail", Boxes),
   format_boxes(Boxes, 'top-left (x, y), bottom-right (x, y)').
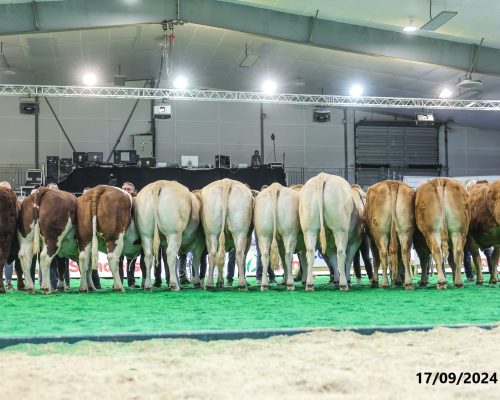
top-left (317, 173), bottom-right (327, 254)
top-left (436, 179), bottom-right (449, 263)
top-left (216, 179), bottom-right (231, 267)
top-left (270, 184), bottom-right (280, 271)
top-left (152, 183), bottom-right (162, 265)
top-left (32, 187), bottom-right (50, 255)
top-left (389, 183), bottom-right (399, 282)
top-left (91, 186), bottom-right (106, 270)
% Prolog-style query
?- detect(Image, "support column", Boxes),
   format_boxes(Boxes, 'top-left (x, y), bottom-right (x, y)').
top-left (35, 96), bottom-right (39, 168)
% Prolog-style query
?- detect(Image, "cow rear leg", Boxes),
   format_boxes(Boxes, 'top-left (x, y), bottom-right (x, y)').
top-left (489, 247), bottom-right (499, 284)
top-left (470, 246), bottom-right (483, 285)
top-left (283, 236), bottom-right (297, 290)
top-left (334, 232), bottom-right (349, 291)
top-left (205, 237), bottom-right (217, 290)
top-left (303, 231), bottom-right (317, 291)
top-left (426, 234), bottom-right (447, 289)
top-left (18, 241), bottom-right (36, 293)
top-left (370, 241), bottom-right (380, 288)
top-left (78, 244), bottom-right (91, 293)
top-left (141, 237), bottom-right (154, 290)
top-left (258, 236), bottom-right (271, 291)
top-left (191, 248), bottom-right (202, 288)
top-left (165, 234), bottom-right (182, 291)
top-left (0, 262), bottom-right (5, 293)
top-left (399, 234), bottom-right (414, 290)
top-left (374, 236), bottom-right (389, 288)
top-left (450, 234), bottom-right (465, 288)
top-left (39, 244), bottom-right (54, 294)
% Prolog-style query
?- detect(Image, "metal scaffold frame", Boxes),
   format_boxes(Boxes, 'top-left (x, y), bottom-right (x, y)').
top-left (1, 84), bottom-right (500, 111)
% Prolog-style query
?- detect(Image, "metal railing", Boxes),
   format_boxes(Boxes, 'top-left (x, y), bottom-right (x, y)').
top-left (0, 164), bottom-right (35, 189)
top-left (285, 167), bottom-right (356, 186)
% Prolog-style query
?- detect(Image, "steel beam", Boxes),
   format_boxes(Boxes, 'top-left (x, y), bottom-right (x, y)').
top-left (1, 84), bottom-right (500, 111)
top-left (1, 0), bottom-right (500, 76)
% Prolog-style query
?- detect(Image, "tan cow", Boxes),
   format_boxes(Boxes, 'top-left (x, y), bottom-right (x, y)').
top-left (76, 185), bottom-right (141, 293)
top-left (415, 178), bottom-right (470, 289)
top-left (17, 188), bottom-right (78, 294)
top-left (0, 184), bottom-right (18, 293)
top-left (254, 182), bottom-right (300, 291)
top-left (299, 173), bottom-right (354, 291)
top-left (365, 180), bottom-right (415, 289)
top-left (467, 180), bottom-right (500, 284)
top-left (135, 180), bottom-right (201, 291)
top-left (201, 178), bottom-right (253, 290)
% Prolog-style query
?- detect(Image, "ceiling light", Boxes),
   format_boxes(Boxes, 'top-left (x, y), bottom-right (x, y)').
top-left (439, 88), bottom-right (452, 98)
top-left (403, 17), bottom-right (418, 32)
top-left (420, 11), bottom-right (457, 31)
top-left (82, 72), bottom-right (97, 86)
top-left (262, 79), bottom-right (277, 94)
top-left (3, 70), bottom-right (16, 75)
top-left (173, 76), bottom-right (188, 89)
top-left (349, 84), bottom-right (363, 97)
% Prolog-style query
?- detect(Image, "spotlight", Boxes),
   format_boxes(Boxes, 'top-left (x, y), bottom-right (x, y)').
top-left (82, 72), bottom-right (97, 86)
top-left (173, 76), bottom-right (188, 89)
top-left (439, 88), bottom-right (453, 98)
top-left (262, 79), bottom-right (277, 94)
top-left (349, 84), bottom-right (363, 97)
top-left (403, 17), bottom-right (418, 32)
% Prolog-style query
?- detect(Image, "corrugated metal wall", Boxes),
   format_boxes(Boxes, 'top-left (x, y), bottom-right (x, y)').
top-left (355, 124), bottom-right (439, 187)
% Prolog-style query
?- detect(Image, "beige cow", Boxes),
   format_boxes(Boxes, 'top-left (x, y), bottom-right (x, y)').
top-left (415, 178), bottom-right (470, 289)
top-left (201, 178), bottom-right (253, 290)
top-left (135, 180), bottom-right (201, 291)
top-left (365, 180), bottom-right (415, 289)
top-left (467, 180), bottom-right (500, 284)
top-left (299, 173), bottom-right (354, 291)
top-left (254, 182), bottom-right (300, 291)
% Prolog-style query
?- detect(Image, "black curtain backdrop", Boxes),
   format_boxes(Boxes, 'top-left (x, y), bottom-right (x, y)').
top-left (58, 166), bottom-right (286, 193)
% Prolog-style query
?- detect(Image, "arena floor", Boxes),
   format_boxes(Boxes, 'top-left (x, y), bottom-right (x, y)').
top-left (1, 327), bottom-right (498, 400)
top-left (1, 275), bottom-right (498, 339)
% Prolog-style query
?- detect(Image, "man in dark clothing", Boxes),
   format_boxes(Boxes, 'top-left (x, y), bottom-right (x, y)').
top-left (250, 150), bottom-right (262, 166)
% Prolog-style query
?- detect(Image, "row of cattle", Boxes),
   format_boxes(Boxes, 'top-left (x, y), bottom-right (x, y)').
top-left (0, 173), bottom-right (498, 294)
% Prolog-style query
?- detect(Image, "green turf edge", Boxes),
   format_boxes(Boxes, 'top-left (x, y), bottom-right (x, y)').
top-left (0, 323), bottom-right (497, 349)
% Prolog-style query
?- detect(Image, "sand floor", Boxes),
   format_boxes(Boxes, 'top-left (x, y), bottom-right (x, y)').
top-left (1, 327), bottom-right (498, 400)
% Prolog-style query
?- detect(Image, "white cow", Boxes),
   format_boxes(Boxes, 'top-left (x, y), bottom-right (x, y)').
top-left (201, 178), bottom-right (253, 290)
top-left (254, 182), bottom-right (300, 291)
top-left (330, 184), bottom-right (366, 285)
top-left (135, 180), bottom-right (201, 291)
top-left (299, 173), bottom-right (354, 291)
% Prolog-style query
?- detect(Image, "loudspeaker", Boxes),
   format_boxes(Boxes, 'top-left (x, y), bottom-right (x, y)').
top-left (46, 156), bottom-right (59, 182)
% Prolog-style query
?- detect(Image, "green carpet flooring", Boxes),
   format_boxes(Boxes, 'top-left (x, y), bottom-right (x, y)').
top-left (0, 275), bottom-right (498, 337)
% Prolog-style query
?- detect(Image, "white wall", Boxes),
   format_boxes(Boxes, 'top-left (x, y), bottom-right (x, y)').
top-left (0, 96), bottom-right (499, 178)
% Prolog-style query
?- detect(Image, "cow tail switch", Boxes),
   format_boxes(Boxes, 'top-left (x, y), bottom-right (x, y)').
top-left (317, 173), bottom-right (327, 254)
top-left (216, 179), bottom-right (231, 267)
top-left (270, 184), bottom-right (280, 270)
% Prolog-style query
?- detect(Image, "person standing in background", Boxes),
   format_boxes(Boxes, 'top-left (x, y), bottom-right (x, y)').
top-left (250, 150), bottom-right (262, 166)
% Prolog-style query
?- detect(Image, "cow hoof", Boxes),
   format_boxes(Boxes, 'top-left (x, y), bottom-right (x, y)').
top-left (204, 285), bottom-right (214, 291)
top-left (437, 282), bottom-right (448, 290)
top-left (41, 287), bottom-right (52, 295)
top-left (144, 286), bottom-right (153, 291)
top-left (287, 285), bottom-right (295, 291)
top-left (405, 284), bottom-right (415, 291)
top-left (418, 280), bottom-right (428, 287)
top-left (169, 285), bottom-right (180, 292)
top-left (26, 287), bottom-right (36, 294)
top-left (113, 287), bottom-right (126, 293)
top-left (193, 283), bottom-right (201, 289)
top-left (381, 283), bottom-right (389, 289)
top-left (260, 285), bottom-right (269, 292)
top-left (79, 288), bottom-right (89, 293)
top-left (489, 277), bottom-right (498, 285)
top-left (239, 285), bottom-right (248, 292)
top-left (217, 281), bottom-right (224, 289)
top-left (340, 285), bottom-right (349, 292)
top-left (476, 280), bottom-right (484, 285)
top-left (305, 284), bottom-right (315, 292)
top-left (0, 287), bottom-right (5, 294)
top-left (370, 281), bottom-right (379, 288)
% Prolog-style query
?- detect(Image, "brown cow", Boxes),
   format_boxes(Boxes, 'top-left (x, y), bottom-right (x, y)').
top-left (17, 188), bottom-right (78, 294)
top-left (415, 178), bottom-right (470, 289)
top-left (76, 185), bottom-right (141, 293)
top-left (467, 180), bottom-right (500, 284)
top-left (365, 180), bottom-right (415, 289)
top-left (0, 184), bottom-right (18, 293)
